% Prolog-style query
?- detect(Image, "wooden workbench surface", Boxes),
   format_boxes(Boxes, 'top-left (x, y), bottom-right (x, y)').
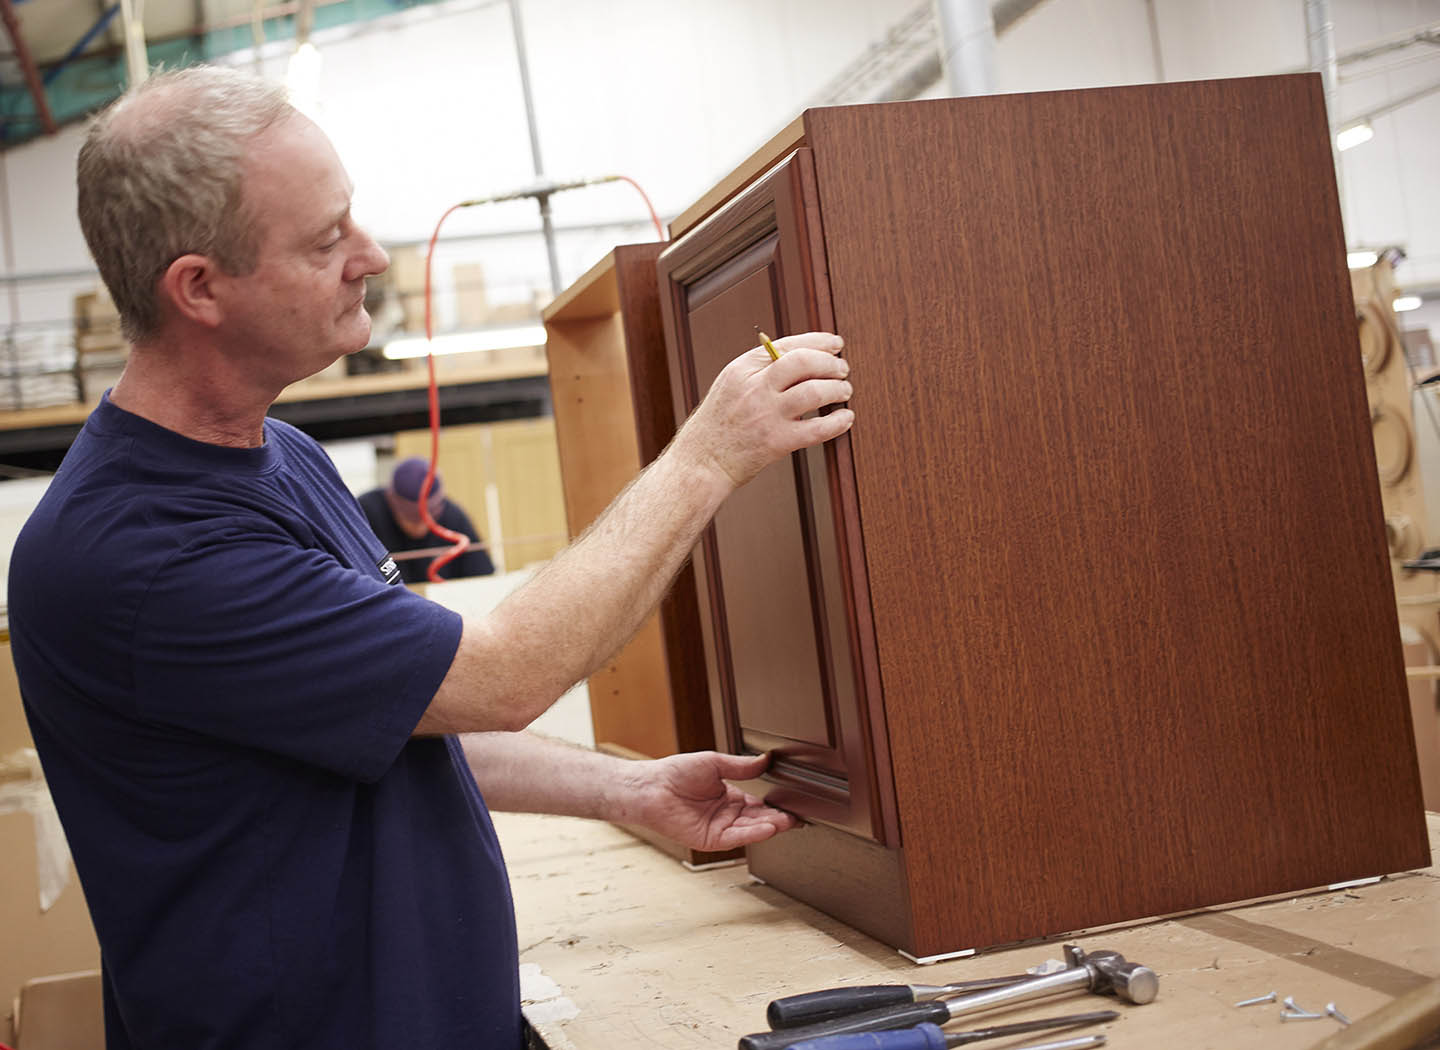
top-left (498, 811), bottom-right (1439, 1049)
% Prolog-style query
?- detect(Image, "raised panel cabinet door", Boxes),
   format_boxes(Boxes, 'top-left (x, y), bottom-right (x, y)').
top-left (658, 150), bottom-right (895, 843)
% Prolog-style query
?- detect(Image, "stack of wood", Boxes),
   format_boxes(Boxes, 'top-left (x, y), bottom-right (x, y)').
top-left (72, 288), bottom-right (128, 404)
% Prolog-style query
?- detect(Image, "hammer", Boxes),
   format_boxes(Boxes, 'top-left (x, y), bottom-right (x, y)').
top-left (737, 946), bottom-right (1157, 1050)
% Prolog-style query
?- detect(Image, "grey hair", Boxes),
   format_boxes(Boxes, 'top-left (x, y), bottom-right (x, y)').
top-left (76, 65), bottom-right (293, 343)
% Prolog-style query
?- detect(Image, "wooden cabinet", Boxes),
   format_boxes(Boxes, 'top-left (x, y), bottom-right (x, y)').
top-left (544, 246), bottom-right (733, 865)
top-left (657, 75), bottom-right (1430, 959)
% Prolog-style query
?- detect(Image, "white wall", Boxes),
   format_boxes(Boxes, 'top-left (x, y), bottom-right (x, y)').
top-left (0, 0), bottom-right (1436, 339)
top-left (997, 0), bottom-right (1162, 91)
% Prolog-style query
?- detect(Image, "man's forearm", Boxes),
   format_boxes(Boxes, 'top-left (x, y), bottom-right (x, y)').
top-left (497, 443), bottom-right (731, 697)
top-left (418, 335), bottom-right (852, 736)
top-left (458, 731), bottom-right (641, 821)
top-left (422, 442), bottom-right (732, 734)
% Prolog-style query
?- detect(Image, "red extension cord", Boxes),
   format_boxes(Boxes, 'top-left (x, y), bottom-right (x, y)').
top-left (414, 176), bottom-right (665, 582)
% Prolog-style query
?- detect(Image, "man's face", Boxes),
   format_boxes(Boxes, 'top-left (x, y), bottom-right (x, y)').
top-left (217, 114), bottom-right (389, 387)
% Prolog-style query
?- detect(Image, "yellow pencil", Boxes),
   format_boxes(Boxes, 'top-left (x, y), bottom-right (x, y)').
top-left (757, 330), bottom-right (781, 362)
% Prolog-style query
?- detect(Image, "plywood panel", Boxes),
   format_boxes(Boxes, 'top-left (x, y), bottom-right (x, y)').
top-left (488, 418), bottom-right (568, 569)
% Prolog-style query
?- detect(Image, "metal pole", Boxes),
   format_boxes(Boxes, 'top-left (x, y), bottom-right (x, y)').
top-left (115, 0), bottom-right (148, 87)
top-left (1145, 0), bottom-right (1165, 82)
top-left (1304, 0), bottom-right (1344, 222)
top-left (931, 0), bottom-right (996, 96)
top-left (507, 0), bottom-right (563, 296)
top-left (0, 151), bottom-right (19, 407)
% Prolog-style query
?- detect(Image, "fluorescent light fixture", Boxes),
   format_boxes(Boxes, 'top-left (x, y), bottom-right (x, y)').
top-left (1336, 122), bottom-right (1374, 151)
top-left (382, 325), bottom-right (547, 360)
top-left (1347, 250), bottom-right (1379, 269)
top-left (286, 43), bottom-right (324, 120)
top-left (1393, 295), bottom-right (1423, 313)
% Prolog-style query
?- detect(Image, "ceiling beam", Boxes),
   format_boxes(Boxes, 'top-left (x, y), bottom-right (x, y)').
top-left (33, 0), bottom-right (350, 69)
top-left (0, 0), bottom-right (57, 134)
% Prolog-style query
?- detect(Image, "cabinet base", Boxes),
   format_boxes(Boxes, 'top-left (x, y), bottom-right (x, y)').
top-left (745, 820), bottom-right (916, 954)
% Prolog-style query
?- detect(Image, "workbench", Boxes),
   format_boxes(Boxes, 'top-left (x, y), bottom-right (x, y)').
top-left (500, 811), bottom-right (1439, 1049)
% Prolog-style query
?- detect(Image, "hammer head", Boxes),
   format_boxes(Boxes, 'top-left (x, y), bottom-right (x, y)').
top-left (1077, 949), bottom-right (1160, 1005)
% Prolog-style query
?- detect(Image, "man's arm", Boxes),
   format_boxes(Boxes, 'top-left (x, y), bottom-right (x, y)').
top-left (459, 732), bottom-right (799, 852)
top-left (416, 333), bottom-right (851, 735)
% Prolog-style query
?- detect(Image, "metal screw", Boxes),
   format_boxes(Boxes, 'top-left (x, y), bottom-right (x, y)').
top-left (1281, 1011), bottom-right (1324, 1022)
top-left (1235, 992), bottom-right (1277, 1007)
top-left (1283, 996), bottom-right (1323, 1017)
top-left (1326, 1003), bottom-right (1352, 1026)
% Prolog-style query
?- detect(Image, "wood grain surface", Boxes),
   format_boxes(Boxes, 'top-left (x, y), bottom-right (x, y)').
top-left (797, 74), bottom-right (1428, 955)
top-left (507, 811), bottom-right (1440, 1050)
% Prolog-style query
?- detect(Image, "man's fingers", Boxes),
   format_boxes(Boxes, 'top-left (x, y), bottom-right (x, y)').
top-left (710, 750), bottom-right (770, 780)
top-left (780, 379), bottom-right (853, 419)
top-left (769, 331), bottom-right (844, 356)
top-left (793, 409), bottom-right (855, 447)
top-left (764, 346), bottom-right (850, 388)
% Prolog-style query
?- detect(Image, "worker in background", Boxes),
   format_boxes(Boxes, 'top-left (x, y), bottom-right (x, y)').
top-left (8, 65), bottom-right (853, 1050)
top-left (358, 456), bottom-right (496, 582)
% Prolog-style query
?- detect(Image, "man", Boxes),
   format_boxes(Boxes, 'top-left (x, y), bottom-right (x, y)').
top-left (8, 65), bottom-right (853, 1050)
top-left (358, 457), bottom-right (495, 582)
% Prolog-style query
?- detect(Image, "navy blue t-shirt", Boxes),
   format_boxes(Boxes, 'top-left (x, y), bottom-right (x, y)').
top-left (8, 395), bottom-right (522, 1049)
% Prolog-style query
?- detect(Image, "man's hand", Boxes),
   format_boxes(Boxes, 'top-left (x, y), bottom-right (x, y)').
top-left (618, 751), bottom-right (799, 852)
top-left (671, 332), bottom-right (853, 492)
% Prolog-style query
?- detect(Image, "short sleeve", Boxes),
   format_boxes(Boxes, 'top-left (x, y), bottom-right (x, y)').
top-left (132, 519), bottom-right (463, 782)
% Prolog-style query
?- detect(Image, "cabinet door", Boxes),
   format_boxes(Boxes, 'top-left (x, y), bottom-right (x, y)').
top-left (658, 151), bottom-right (896, 843)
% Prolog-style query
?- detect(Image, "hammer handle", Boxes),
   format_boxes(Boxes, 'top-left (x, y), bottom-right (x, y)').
top-left (937, 966), bottom-right (1094, 1021)
top-left (739, 1002), bottom-right (950, 1050)
top-left (767, 987), bottom-right (919, 1029)
top-left (767, 977), bottom-right (1027, 1029)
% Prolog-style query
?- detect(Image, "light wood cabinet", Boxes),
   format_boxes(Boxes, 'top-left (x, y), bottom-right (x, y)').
top-left (543, 246), bottom-right (734, 866)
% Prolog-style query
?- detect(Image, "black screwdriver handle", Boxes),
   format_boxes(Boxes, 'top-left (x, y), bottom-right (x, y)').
top-left (767, 986), bottom-right (916, 1029)
top-left (739, 1001), bottom-right (950, 1050)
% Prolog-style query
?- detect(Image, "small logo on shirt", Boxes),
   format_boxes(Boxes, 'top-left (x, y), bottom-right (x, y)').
top-left (378, 555), bottom-right (401, 586)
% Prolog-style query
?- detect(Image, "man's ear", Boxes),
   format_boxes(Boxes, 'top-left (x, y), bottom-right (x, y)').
top-left (159, 253), bottom-right (224, 328)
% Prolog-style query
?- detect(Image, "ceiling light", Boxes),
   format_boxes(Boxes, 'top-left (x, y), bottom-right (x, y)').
top-left (286, 42), bottom-right (324, 120)
top-left (1347, 250), bottom-right (1379, 269)
top-left (382, 325), bottom-right (548, 360)
top-left (1393, 296), bottom-right (1422, 313)
top-left (1336, 122), bottom-right (1374, 151)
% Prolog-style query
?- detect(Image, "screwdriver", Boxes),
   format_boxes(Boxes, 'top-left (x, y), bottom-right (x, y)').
top-left (768, 976), bottom-right (1031, 1028)
top-left (781, 1011), bottom-right (1115, 1050)
top-left (787, 1033), bottom-right (1105, 1050)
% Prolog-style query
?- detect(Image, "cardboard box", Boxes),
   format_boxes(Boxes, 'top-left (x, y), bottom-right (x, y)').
top-left (11, 970), bottom-right (102, 1050)
top-left (1, 643), bottom-right (100, 1043)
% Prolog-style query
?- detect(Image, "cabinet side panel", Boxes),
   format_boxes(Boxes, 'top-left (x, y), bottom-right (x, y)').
top-left (614, 244), bottom-right (676, 464)
top-left (807, 76), bottom-right (1429, 956)
top-left (614, 244), bottom-right (716, 755)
